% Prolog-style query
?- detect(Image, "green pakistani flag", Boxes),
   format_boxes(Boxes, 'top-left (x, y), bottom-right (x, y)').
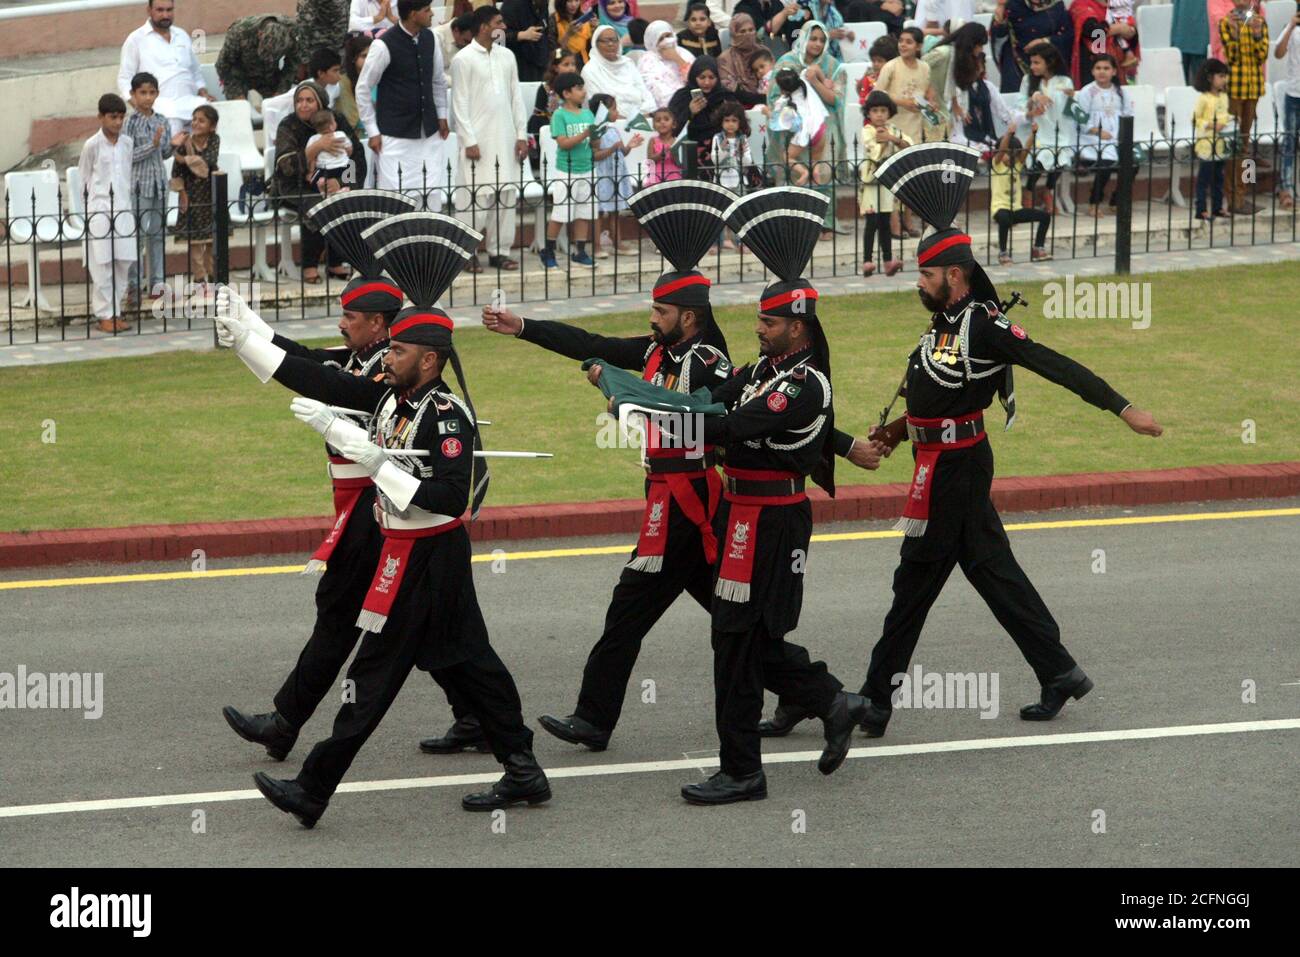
top-left (581, 359), bottom-right (728, 416)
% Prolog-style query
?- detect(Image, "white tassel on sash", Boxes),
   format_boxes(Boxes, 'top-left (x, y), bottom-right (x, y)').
top-left (355, 610), bottom-right (388, 635)
top-left (714, 578), bottom-right (751, 603)
top-left (894, 516), bottom-right (929, 537)
top-left (625, 554), bottom-right (664, 573)
top-left (302, 558), bottom-right (327, 575)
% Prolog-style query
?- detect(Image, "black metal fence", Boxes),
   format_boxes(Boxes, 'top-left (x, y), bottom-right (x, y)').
top-left (4, 117), bottom-right (1296, 346)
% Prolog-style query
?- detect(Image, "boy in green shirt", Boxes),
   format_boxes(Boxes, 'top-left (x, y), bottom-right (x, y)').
top-left (544, 72), bottom-right (598, 268)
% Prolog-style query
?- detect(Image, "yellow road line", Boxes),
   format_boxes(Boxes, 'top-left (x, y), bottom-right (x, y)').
top-left (2, 507), bottom-right (1297, 592)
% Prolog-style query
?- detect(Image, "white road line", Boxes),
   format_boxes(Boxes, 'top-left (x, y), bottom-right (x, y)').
top-left (1, 718), bottom-right (1296, 820)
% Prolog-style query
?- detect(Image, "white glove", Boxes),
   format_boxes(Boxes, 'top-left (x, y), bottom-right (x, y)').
top-left (337, 436), bottom-right (388, 476)
top-left (214, 297), bottom-right (251, 351)
top-left (216, 284), bottom-right (274, 341)
top-left (290, 397), bottom-right (337, 437)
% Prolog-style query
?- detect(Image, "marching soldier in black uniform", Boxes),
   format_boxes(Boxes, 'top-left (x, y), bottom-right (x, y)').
top-left (217, 192), bottom-right (488, 761)
top-left (219, 213), bottom-right (548, 824)
top-left (589, 188), bottom-right (869, 805)
top-left (758, 144), bottom-right (1163, 741)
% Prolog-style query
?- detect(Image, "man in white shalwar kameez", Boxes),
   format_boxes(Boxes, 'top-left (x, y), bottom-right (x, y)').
top-left (450, 7), bottom-right (528, 270)
top-left (78, 96), bottom-right (138, 333)
top-left (355, 0), bottom-right (451, 197)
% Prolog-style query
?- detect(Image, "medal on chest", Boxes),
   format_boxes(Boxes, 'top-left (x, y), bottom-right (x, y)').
top-left (931, 333), bottom-right (962, 366)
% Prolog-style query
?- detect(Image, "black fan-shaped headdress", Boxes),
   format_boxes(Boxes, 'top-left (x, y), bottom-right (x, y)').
top-left (872, 142), bottom-right (981, 231)
top-left (628, 180), bottom-right (733, 353)
top-left (361, 213), bottom-right (491, 517)
top-left (724, 187), bottom-right (836, 496)
top-left (307, 190), bottom-right (417, 313)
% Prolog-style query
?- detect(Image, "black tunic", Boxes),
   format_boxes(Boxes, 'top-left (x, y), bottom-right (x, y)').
top-left (898, 293), bottom-right (1129, 563)
top-left (704, 347), bottom-right (833, 637)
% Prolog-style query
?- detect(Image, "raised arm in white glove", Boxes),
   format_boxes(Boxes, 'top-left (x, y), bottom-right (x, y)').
top-left (216, 285), bottom-right (286, 383)
top-left (215, 284), bottom-right (275, 345)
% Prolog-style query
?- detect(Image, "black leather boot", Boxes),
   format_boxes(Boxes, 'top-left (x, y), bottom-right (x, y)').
top-left (253, 772), bottom-right (328, 828)
top-left (681, 770), bottom-right (768, 805)
top-left (461, 751), bottom-right (552, 811)
top-left (419, 715), bottom-right (490, 754)
top-left (858, 701), bottom-right (892, 738)
top-left (1020, 666), bottom-right (1094, 721)
top-left (757, 703), bottom-right (815, 737)
top-left (223, 706), bottom-right (298, 761)
top-left (818, 692), bottom-right (869, 775)
top-left (538, 713), bottom-right (610, 751)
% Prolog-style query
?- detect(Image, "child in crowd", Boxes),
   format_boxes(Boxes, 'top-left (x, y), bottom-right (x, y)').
top-left (1018, 42), bottom-right (1073, 212)
top-left (544, 72), bottom-right (598, 268)
top-left (990, 126), bottom-right (1053, 264)
top-left (857, 34), bottom-right (899, 107)
top-left (1193, 58), bottom-right (1233, 220)
top-left (598, 0), bottom-right (635, 45)
top-left (1106, 0), bottom-right (1140, 74)
top-left (709, 101), bottom-right (751, 249)
top-left (307, 110), bottom-right (354, 196)
top-left (750, 48), bottom-right (775, 97)
top-left (171, 104), bottom-right (221, 294)
top-left (1275, 9), bottom-right (1299, 210)
top-left (858, 90), bottom-right (910, 277)
top-left (952, 56), bottom-right (1021, 153)
top-left (530, 50), bottom-right (582, 174)
top-left (1219, 0), bottom-right (1271, 212)
top-left (78, 93), bottom-right (136, 333)
top-left (588, 92), bottom-right (644, 257)
top-left (646, 107), bottom-right (683, 184)
top-left (124, 71), bottom-right (177, 306)
top-left (1074, 54), bottom-right (1133, 216)
top-left (875, 27), bottom-right (934, 234)
top-left (771, 67), bottom-right (828, 187)
top-left (678, 2), bottom-right (721, 58)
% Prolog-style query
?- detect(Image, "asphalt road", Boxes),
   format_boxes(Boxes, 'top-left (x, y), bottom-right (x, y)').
top-left (1, 498), bottom-right (1297, 867)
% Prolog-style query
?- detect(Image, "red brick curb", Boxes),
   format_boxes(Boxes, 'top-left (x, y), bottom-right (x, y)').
top-left (3, 462), bottom-right (1297, 570)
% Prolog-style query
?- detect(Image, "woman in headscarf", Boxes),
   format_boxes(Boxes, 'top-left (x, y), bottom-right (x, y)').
top-left (639, 19), bottom-right (695, 109)
top-left (716, 11), bottom-right (766, 107)
top-left (270, 80), bottom-right (366, 283)
top-left (768, 21), bottom-right (846, 234)
top-left (668, 54), bottom-right (740, 168)
top-left (582, 22), bottom-right (657, 115)
top-left (597, 0), bottom-right (635, 43)
top-left (989, 0), bottom-right (1075, 93)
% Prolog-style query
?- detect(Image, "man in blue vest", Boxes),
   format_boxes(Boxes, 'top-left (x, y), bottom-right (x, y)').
top-left (356, 0), bottom-right (451, 195)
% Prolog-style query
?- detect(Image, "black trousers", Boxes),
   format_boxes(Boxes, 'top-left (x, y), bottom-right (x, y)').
top-left (862, 212), bottom-right (893, 261)
top-left (714, 623), bottom-right (841, 777)
top-left (574, 491), bottom-right (715, 732)
top-left (859, 544), bottom-right (1077, 711)
top-left (271, 501), bottom-right (472, 730)
top-left (297, 633), bottom-right (531, 799)
top-left (994, 208), bottom-right (1051, 252)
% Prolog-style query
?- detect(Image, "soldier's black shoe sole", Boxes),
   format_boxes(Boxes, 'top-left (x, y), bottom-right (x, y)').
top-left (680, 786), bottom-right (768, 805)
top-left (538, 714), bottom-right (610, 751)
top-left (222, 705), bottom-right (295, 761)
top-left (1019, 675), bottom-right (1094, 721)
top-left (461, 786), bottom-right (552, 811)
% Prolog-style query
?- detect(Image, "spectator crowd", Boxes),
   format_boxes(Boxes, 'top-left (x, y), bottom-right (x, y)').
top-left (65, 0), bottom-right (1300, 327)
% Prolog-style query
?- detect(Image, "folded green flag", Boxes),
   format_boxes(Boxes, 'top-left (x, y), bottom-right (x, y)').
top-left (581, 359), bottom-right (728, 416)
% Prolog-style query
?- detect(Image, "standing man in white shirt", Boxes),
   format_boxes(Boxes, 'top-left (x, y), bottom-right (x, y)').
top-left (117, 0), bottom-right (214, 136)
top-left (1275, 9), bottom-right (1300, 210)
top-left (356, 0), bottom-right (451, 198)
top-left (451, 6), bottom-right (528, 272)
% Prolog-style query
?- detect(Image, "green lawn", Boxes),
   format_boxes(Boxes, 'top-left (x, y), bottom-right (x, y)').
top-left (2, 261), bottom-right (1296, 533)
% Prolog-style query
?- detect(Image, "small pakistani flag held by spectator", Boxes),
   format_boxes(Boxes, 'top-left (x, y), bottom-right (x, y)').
top-left (625, 112), bottom-right (653, 132)
top-left (1067, 99), bottom-right (1091, 125)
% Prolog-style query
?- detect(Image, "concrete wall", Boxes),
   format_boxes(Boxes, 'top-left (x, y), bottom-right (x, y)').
top-left (0, 0), bottom-right (295, 60)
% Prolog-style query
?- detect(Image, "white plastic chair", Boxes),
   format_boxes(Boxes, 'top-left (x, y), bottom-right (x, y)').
top-left (212, 99), bottom-right (265, 173)
top-left (6, 169), bottom-right (73, 312)
top-left (1135, 47), bottom-right (1183, 107)
top-left (1135, 4), bottom-right (1174, 51)
top-left (719, 28), bottom-right (731, 51)
top-left (201, 63), bottom-right (225, 101)
top-left (840, 61), bottom-right (871, 155)
top-left (519, 81), bottom-right (543, 121)
top-left (746, 107), bottom-right (770, 177)
top-left (1254, 87), bottom-right (1280, 144)
top-left (839, 22), bottom-right (888, 64)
